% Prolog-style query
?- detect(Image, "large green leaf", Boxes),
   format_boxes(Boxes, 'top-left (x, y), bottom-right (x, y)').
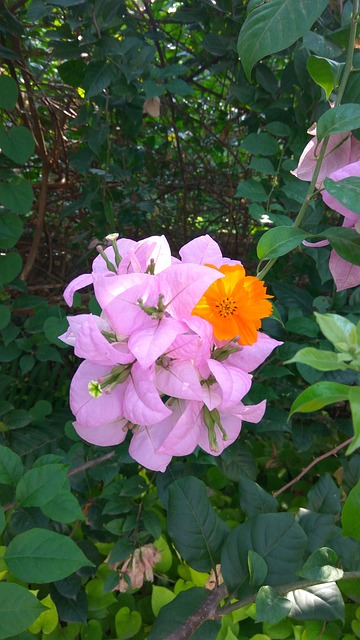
top-left (324, 177), bottom-right (360, 215)
top-left (320, 227), bottom-right (360, 266)
top-left (257, 226), bottom-right (308, 260)
top-left (307, 56), bottom-right (343, 99)
top-left (289, 381), bottom-right (351, 416)
top-left (238, 474), bottom-right (278, 517)
top-left (342, 479), bottom-right (360, 539)
top-left (16, 463), bottom-right (68, 507)
top-left (288, 583), bottom-right (344, 621)
top-left (307, 474), bottom-right (341, 515)
top-left (0, 126), bottom-right (35, 164)
top-left (0, 212), bottom-right (24, 248)
top-left (84, 62), bottom-right (112, 98)
top-left (286, 347), bottom-right (348, 371)
top-left (297, 548), bottom-right (343, 582)
top-left (317, 104), bottom-right (360, 141)
top-left (347, 386), bottom-right (360, 455)
top-left (4, 528), bottom-right (94, 582)
top-left (314, 312), bottom-right (357, 350)
top-left (115, 607), bottom-right (142, 640)
top-left (0, 178), bottom-right (33, 215)
top-left (0, 444), bottom-right (23, 484)
top-left (0, 583), bottom-right (46, 639)
top-left (167, 476), bottom-right (229, 572)
top-left (0, 252), bottom-right (22, 284)
top-left (256, 586), bottom-right (291, 624)
top-left (0, 75), bottom-right (18, 110)
top-left (221, 513), bottom-right (307, 598)
top-left (148, 588), bottom-right (220, 640)
top-left (237, 0), bottom-right (328, 80)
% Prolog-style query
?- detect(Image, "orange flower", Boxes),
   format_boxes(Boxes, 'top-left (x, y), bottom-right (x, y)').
top-left (192, 264), bottom-right (273, 345)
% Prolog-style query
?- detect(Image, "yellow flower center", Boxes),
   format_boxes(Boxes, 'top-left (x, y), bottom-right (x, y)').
top-left (215, 296), bottom-right (238, 318)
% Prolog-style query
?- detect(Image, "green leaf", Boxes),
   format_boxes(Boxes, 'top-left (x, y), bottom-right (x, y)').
top-left (237, 0), bottom-right (328, 81)
top-left (0, 252), bottom-right (22, 284)
top-left (256, 585), bottom-right (291, 624)
top-left (0, 583), bottom-right (46, 639)
top-left (0, 305), bottom-right (11, 330)
top-left (84, 62), bottom-right (112, 98)
top-left (307, 474), bottom-right (341, 515)
top-left (342, 479), bottom-right (360, 539)
top-left (314, 312), bottom-right (357, 350)
top-left (238, 474), bottom-right (278, 517)
top-left (297, 548), bottom-right (343, 582)
top-left (289, 381), bottom-right (351, 416)
top-left (0, 506), bottom-right (5, 536)
top-left (347, 386), bottom-right (360, 455)
top-left (43, 316), bottom-right (69, 347)
top-left (285, 348), bottom-right (349, 371)
top-left (248, 550), bottom-right (268, 587)
top-left (307, 56), bottom-right (343, 99)
top-left (148, 588), bottom-right (220, 640)
top-left (151, 585), bottom-right (176, 617)
top-left (41, 489), bottom-right (85, 523)
top-left (242, 132), bottom-right (278, 156)
top-left (0, 212), bottom-right (24, 249)
top-left (0, 178), bottom-right (33, 215)
top-left (0, 126), bottom-right (35, 164)
top-left (235, 179), bottom-right (268, 202)
top-left (4, 528), bottom-right (94, 583)
top-left (58, 59), bottom-right (87, 87)
top-left (167, 476), bottom-right (229, 572)
top-left (115, 606), bottom-right (142, 639)
top-left (324, 176), bottom-right (360, 215)
top-left (3, 408), bottom-right (34, 429)
top-left (317, 104), bottom-right (360, 141)
top-left (0, 444), bottom-right (23, 484)
top-left (16, 463), bottom-right (68, 507)
top-left (221, 513), bottom-right (307, 598)
top-left (0, 75), bottom-right (18, 110)
top-left (166, 79), bottom-right (193, 96)
top-left (257, 226), bottom-right (308, 260)
top-left (288, 583), bottom-right (344, 621)
top-left (320, 227), bottom-right (360, 266)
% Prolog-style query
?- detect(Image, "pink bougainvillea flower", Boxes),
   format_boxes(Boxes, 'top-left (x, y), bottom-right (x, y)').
top-left (63, 235), bottom-right (172, 306)
top-left (60, 314), bottom-right (134, 365)
top-left (291, 131), bottom-right (360, 188)
top-left (179, 234), bottom-right (240, 267)
top-left (73, 418), bottom-right (128, 446)
top-left (329, 250), bottom-right (360, 291)
top-left (70, 361), bottom-right (126, 428)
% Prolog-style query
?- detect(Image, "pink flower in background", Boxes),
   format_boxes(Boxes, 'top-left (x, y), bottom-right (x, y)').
top-left (61, 234), bottom-right (280, 471)
top-left (293, 131), bottom-right (360, 291)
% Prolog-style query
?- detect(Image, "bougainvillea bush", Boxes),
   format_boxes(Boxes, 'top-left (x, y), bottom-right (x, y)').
top-left (0, 1), bottom-right (360, 640)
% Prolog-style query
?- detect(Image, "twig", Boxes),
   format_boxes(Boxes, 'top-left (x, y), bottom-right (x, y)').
top-left (163, 583), bottom-right (228, 640)
top-left (273, 436), bottom-right (354, 498)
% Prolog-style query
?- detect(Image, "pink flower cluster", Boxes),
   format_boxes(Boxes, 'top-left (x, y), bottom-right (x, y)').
top-left (110, 543), bottom-right (161, 592)
top-left (60, 235), bottom-right (281, 472)
top-left (292, 129), bottom-right (360, 290)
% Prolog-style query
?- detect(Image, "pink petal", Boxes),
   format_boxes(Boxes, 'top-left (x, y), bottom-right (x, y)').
top-left (73, 419), bottom-right (128, 446)
top-left (59, 314), bottom-right (91, 346)
top-left (232, 399), bottom-right (267, 423)
top-left (291, 133), bottom-right (351, 188)
top-left (122, 363), bottom-right (171, 426)
top-left (63, 274), bottom-right (92, 306)
top-left (157, 263), bottom-right (223, 320)
top-left (70, 361), bottom-right (124, 427)
top-left (129, 425), bottom-right (173, 471)
top-left (227, 333), bottom-right (282, 373)
top-left (322, 161), bottom-right (360, 226)
top-left (157, 400), bottom-right (203, 456)
top-left (74, 314), bottom-right (134, 365)
top-left (197, 411), bottom-right (242, 456)
top-left (128, 317), bottom-right (186, 369)
top-left (156, 361), bottom-right (203, 400)
top-left (329, 249), bottom-right (360, 291)
top-left (103, 277), bottom-right (158, 336)
top-left (208, 360), bottom-right (252, 408)
top-left (179, 235), bottom-right (224, 265)
top-left (93, 272), bottom-right (152, 311)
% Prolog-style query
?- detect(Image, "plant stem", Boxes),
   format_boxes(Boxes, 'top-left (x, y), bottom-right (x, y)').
top-left (257, 0), bottom-right (359, 281)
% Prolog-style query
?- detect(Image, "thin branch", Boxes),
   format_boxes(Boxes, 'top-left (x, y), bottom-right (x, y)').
top-left (163, 583), bottom-right (228, 640)
top-left (273, 436), bottom-right (354, 498)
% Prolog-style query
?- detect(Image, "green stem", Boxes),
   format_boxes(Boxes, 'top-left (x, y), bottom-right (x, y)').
top-left (257, 0), bottom-right (359, 281)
